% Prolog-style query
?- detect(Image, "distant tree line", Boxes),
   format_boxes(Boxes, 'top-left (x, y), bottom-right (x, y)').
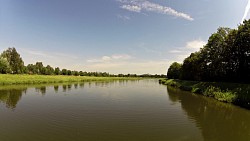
top-left (0, 48), bottom-right (166, 78)
top-left (167, 19), bottom-right (250, 83)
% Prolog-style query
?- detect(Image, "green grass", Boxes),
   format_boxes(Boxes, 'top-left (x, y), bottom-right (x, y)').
top-left (159, 78), bottom-right (250, 109)
top-left (0, 74), bottom-right (141, 85)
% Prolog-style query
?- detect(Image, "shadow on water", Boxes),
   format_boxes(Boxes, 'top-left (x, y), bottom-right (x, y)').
top-left (167, 86), bottom-right (250, 141)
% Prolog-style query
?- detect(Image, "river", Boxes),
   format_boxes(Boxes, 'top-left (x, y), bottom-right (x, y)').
top-left (0, 79), bottom-right (250, 141)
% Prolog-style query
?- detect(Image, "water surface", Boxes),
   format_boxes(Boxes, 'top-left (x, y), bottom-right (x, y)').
top-left (0, 80), bottom-right (250, 141)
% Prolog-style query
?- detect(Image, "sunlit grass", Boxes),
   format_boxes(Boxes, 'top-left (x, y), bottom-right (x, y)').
top-left (0, 74), bottom-right (141, 85)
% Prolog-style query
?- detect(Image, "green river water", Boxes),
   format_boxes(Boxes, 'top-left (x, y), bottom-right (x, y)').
top-left (0, 79), bottom-right (250, 141)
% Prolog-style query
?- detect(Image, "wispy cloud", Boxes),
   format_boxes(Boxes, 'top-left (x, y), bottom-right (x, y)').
top-left (186, 40), bottom-right (206, 50)
top-left (18, 48), bottom-right (79, 69)
top-left (87, 54), bottom-right (132, 63)
top-left (118, 0), bottom-right (193, 21)
top-left (121, 5), bottom-right (141, 13)
top-left (169, 50), bottom-right (182, 53)
top-left (117, 14), bottom-right (131, 20)
top-left (241, 0), bottom-right (250, 23)
top-left (169, 39), bottom-right (206, 61)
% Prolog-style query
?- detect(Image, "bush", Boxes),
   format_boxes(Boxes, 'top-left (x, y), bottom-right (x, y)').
top-left (214, 91), bottom-right (237, 103)
top-left (204, 86), bottom-right (220, 97)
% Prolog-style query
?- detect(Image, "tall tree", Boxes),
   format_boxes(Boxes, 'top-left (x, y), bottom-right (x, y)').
top-left (0, 57), bottom-right (11, 74)
top-left (234, 20), bottom-right (250, 82)
top-left (54, 67), bottom-right (60, 75)
top-left (1, 48), bottom-right (24, 74)
top-left (35, 62), bottom-right (44, 74)
top-left (167, 62), bottom-right (182, 79)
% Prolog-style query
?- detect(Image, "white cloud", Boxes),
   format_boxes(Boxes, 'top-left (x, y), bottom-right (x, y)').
top-left (117, 14), bottom-right (131, 20)
top-left (169, 50), bottom-right (182, 53)
top-left (186, 40), bottom-right (206, 51)
top-left (121, 5), bottom-right (141, 13)
top-left (169, 39), bottom-right (206, 61)
top-left (87, 54), bottom-right (132, 63)
top-left (118, 0), bottom-right (193, 21)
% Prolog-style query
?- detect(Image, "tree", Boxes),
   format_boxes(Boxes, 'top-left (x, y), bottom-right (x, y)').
top-left (0, 57), bottom-right (11, 74)
top-left (234, 20), bottom-right (250, 82)
top-left (54, 67), bottom-right (60, 75)
top-left (1, 47), bottom-right (24, 74)
top-left (72, 71), bottom-right (79, 76)
top-left (67, 70), bottom-right (72, 75)
top-left (27, 64), bottom-right (37, 74)
top-left (35, 62), bottom-right (44, 74)
top-left (45, 65), bottom-right (54, 75)
top-left (200, 27), bottom-right (231, 81)
top-left (61, 69), bottom-right (67, 75)
top-left (167, 62), bottom-right (182, 79)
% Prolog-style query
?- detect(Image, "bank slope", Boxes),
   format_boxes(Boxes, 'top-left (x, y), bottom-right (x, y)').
top-left (159, 79), bottom-right (250, 109)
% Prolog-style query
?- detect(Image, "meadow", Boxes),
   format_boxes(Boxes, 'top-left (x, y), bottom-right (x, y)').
top-left (0, 74), bottom-right (140, 85)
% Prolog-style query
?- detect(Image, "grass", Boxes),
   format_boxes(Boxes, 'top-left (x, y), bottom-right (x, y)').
top-left (159, 78), bottom-right (250, 109)
top-left (0, 74), bottom-right (141, 85)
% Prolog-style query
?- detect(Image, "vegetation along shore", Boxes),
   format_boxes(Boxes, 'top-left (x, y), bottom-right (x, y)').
top-left (163, 20), bottom-right (250, 109)
top-left (0, 74), bottom-right (141, 85)
top-left (159, 79), bottom-right (250, 109)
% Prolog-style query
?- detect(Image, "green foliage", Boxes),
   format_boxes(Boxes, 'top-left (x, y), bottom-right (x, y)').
top-left (214, 91), bottom-right (237, 103)
top-left (0, 74), bottom-right (141, 85)
top-left (54, 67), bottom-right (60, 75)
top-left (1, 47), bottom-right (24, 74)
top-left (0, 57), bottom-right (11, 74)
top-left (61, 69), bottom-right (67, 75)
top-left (167, 19), bottom-right (250, 83)
top-left (160, 79), bottom-right (247, 107)
top-left (45, 65), bottom-right (54, 75)
top-left (167, 62), bottom-right (182, 79)
top-left (67, 70), bottom-right (72, 75)
top-left (204, 86), bottom-right (220, 97)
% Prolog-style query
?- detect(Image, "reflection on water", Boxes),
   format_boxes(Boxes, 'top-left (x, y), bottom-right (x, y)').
top-left (167, 86), bottom-right (250, 141)
top-left (0, 80), bottom-right (139, 110)
top-left (0, 80), bottom-right (249, 141)
top-left (0, 88), bottom-right (27, 109)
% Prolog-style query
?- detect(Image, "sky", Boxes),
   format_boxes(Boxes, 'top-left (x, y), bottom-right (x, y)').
top-left (0, 0), bottom-right (248, 74)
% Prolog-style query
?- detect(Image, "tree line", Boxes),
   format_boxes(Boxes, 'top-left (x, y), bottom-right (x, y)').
top-left (0, 48), bottom-right (166, 78)
top-left (167, 19), bottom-right (250, 83)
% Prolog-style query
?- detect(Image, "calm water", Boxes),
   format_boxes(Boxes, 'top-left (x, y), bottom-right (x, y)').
top-left (0, 79), bottom-right (250, 141)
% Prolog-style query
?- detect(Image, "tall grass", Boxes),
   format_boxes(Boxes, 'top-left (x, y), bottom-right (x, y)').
top-left (0, 74), bottom-right (141, 85)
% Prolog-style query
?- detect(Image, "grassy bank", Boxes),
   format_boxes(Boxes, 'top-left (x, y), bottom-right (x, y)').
top-left (0, 74), bottom-right (141, 85)
top-left (159, 79), bottom-right (250, 109)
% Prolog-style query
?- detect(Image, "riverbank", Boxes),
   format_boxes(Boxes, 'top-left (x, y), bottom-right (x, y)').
top-left (159, 79), bottom-right (250, 109)
top-left (0, 74), bottom-right (140, 85)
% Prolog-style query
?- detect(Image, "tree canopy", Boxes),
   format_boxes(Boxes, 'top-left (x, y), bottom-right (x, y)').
top-left (0, 47), bottom-right (24, 74)
top-left (167, 19), bottom-right (250, 83)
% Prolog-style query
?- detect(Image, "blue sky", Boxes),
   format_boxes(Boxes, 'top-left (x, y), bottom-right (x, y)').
top-left (0, 0), bottom-right (248, 74)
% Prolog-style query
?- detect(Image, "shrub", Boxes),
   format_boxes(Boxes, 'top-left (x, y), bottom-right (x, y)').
top-left (204, 86), bottom-right (220, 97)
top-left (214, 91), bottom-right (237, 103)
